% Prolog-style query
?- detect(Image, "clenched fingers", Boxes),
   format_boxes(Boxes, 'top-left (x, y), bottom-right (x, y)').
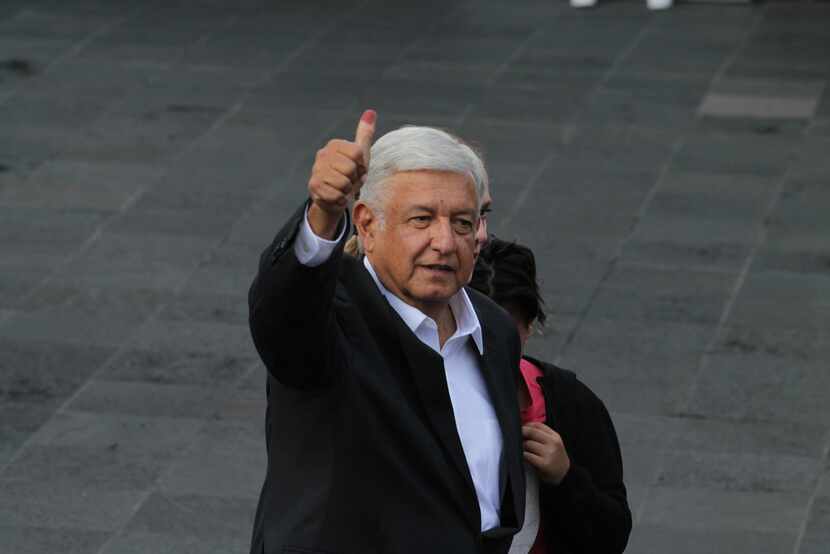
top-left (521, 422), bottom-right (571, 484)
top-left (522, 422), bottom-right (559, 442)
top-left (315, 140), bottom-right (365, 177)
top-left (309, 142), bottom-right (366, 213)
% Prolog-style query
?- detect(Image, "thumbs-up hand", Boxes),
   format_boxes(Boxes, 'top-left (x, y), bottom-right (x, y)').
top-left (355, 108), bottom-right (375, 173)
top-left (307, 110), bottom-right (376, 239)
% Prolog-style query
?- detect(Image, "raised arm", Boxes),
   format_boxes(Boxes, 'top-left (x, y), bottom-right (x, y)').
top-left (248, 110), bottom-right (376, 389)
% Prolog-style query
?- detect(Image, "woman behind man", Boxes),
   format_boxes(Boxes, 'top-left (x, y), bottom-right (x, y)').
top-left (471, 237), bottom-right (632, 554)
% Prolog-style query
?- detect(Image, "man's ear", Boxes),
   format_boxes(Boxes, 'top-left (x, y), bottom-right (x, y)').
top-left (353, 202), bottom-right (377, 254)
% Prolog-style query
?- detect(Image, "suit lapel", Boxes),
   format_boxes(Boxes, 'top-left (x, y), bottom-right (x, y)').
top-left (477, 327), bottom-right (512, 505)
top-left (472, 296), bottom-right (524, 532)
top-left (394, 322), bottom-right (481, 523)
top-left (340, 257), bottom-right (481, 531)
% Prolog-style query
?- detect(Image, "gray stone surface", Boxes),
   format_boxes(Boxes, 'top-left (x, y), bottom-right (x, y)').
top-left (627, 525), bottom-right (797, 554)
top-left (1, 1), bottom-right (829, 553)
top-left (655, 450), bottom-right (821, 494)
top-left (0, 525), bottom-right (109, 554)
top-left (640, 487), bottom-right (807, 534)
top-left (799, 491), bottom-right (830, 554)
top-left (66, 380), bottom-right (219, 419)
top-left (0, 479), bottom-right (146, 532)
top-left (98, 531), bottom-right (247, 554)
top-left (157, 420), bottom-right (264, 500)
top-left (699, 94), bottom-right (819, 119)
top-left (123, 491), bottom-right (253, 542)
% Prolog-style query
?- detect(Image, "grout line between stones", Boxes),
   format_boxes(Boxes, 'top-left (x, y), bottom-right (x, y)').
top-left (793, 425), bottom-right (830, 554)
top-left (619, 258), bottom-right (743, 275)
top-left (485, 28), bottom-right (545, 88)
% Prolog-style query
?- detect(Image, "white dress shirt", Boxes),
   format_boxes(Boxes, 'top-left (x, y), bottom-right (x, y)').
top-left (508, 465), bottom-right (540, 553)
top-left (294, 210), bottom-right (504, 531)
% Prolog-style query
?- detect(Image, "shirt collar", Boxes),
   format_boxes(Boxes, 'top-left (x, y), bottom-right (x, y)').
top-left (363, 256), bottom-right (484, 354)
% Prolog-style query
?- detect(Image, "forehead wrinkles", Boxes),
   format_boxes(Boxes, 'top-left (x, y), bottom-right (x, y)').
top-left (385, 172), bottom-right (477, 213)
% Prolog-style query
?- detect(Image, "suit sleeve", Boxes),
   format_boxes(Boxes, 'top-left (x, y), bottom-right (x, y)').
top-left (540, 380), bottom-right (632, 553)
top-left (248, 201), bottom-right (349, 389)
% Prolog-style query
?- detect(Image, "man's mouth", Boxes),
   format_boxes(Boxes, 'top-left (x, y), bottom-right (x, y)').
top-left (422, 264), bottom-right (455, 273)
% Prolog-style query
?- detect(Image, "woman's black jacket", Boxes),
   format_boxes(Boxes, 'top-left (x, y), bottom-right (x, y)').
top-left (525, 356), bottom-right (632, 554)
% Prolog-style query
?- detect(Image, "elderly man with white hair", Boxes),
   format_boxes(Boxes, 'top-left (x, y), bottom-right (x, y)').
top-left (248, 110), bottom-right (525, 554)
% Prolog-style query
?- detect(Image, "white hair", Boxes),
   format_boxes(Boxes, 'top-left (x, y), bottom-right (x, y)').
top-left (357, 126), bottom-right (489, 225)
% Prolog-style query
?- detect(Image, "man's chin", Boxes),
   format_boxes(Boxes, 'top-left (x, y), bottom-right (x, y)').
top-left (411, 286), bottom-right (460, 305)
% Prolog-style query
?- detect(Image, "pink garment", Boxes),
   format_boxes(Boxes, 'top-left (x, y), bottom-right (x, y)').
top-left (519, 358), bottom-right (547, 425)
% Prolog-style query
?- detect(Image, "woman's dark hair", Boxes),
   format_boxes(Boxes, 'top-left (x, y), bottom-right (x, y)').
top-left (470, 237), bottom-right (546, 327)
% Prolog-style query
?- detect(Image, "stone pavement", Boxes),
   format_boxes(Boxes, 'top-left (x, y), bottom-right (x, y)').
top-left (0, 0), bottom-right (828, 552)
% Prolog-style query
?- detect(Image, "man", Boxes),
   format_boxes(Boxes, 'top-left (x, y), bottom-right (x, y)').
top-left (248, 110), bottom-right (525, 554)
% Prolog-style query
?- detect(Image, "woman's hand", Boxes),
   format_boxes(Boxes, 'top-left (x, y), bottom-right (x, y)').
top-left (522, 422), bottom-right (571, 485)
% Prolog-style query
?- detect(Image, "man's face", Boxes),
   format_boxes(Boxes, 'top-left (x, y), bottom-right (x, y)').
top-left (361, 170), bottom-right (479, 315)
top-left (473, 190), bottom-right (492, 260)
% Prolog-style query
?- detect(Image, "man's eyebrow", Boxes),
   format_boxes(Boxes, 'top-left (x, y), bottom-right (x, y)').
top-left (404, 206), bottom-right (476, 217)
top-left (405, 205), bottom-right (436, 214)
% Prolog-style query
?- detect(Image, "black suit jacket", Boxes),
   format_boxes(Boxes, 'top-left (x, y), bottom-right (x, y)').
top-left (248, 204), bottom-right (525, 554)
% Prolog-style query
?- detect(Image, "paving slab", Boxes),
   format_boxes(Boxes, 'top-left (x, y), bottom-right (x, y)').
top-left (587, 262), bottom-right (738, 325)
top-left (560, 317), bottom-right (713, 385)
top-left (622, 215), bottom-right (758, 271)
top-left (669, 416), bottom-right (829, 463)
top-left (0, 524), bottom-right (109, 554)
top-left (30, 410), bottom-right (202, 454)
top-left (800, 491), bottom-right (830, 554)
top-left (627, 524), bottom-right (796, 554)
top-left (97, 530), bottom-right (247, 554)
top-left (639, 487), bottom-right (807, 534)
top-left (0, 400), bottom-right (56, 467)
top-left (0, 308), bottom-right (142, 348)
top-left (65, 380), bottom-right (220, 420)
top-left (157, 420), bottom-right (264, 500)
top-left (0, 479), bottom-right (145, 532)
top-left (0, 159), bottom-right (160, 211)
top-left (686, 351), bottom-right (830, 426)
top-left (0, 339), bottom-right (113, 404)
top-left (123, 491), bottom-right (254, 542)
top-left (0, 270), bottom-right (46, 310)
top-left (154, 291), bottom-right (249, 326)
top-left (655, 449), bottom-right (821, 494)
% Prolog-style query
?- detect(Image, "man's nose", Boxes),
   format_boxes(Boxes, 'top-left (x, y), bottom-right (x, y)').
top-left (430, 219), bottom-right (456, 254)
top-left (475, 218), bottom-right (488, 247)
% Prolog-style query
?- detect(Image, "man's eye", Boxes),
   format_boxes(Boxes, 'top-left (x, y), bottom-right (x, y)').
top-left (453, 219), bottom-right (474, 234)
top-left (480, 207), bottom-right (492, 219)
top-left (411, 216), bottom-right (431, 227)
